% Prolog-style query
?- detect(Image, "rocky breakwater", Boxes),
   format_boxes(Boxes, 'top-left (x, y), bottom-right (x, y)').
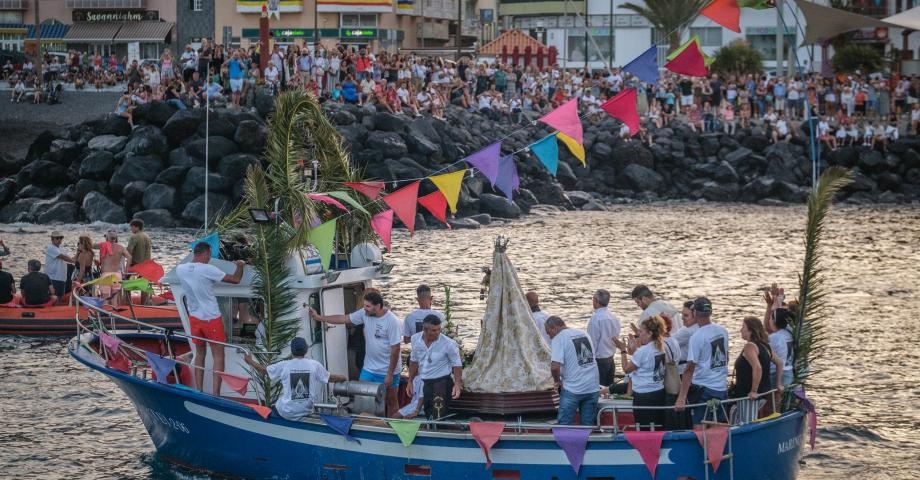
top-left (2, 95), bottom-right (919, 228)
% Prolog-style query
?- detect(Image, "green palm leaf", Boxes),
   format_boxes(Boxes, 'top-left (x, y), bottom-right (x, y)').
top-left (622, 0), bottom-right (709, 51)
top-left (792, 166), bottom-right (853, 386)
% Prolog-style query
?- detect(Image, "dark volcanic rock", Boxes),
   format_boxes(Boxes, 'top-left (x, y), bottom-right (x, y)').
top-left (186, 136), bottom-right (239, 166)
top-left (143, 183), bottom-right (176, 210)
top-left (78, 150), bottom-right (116, 180)
top-left (124, 126), bottom-right (169, 157)
top-left (133, 209), bottom-right (176, 228)
top-left (618, 163), bottom-right (663, 192)
top-left (163, 109), bottom-right (204, 146)
top-left (110, 154), bottom-right (163, 193)
top-left (478, 193), bottom-right (522, 219)
top-left (95, 114), bottom-right (132, 136)
top-left (87, 134), bottom-right (128, 153)
top-left (218, 153), bottom-right (261, 179)
top-left (233, 120), bottom-right (268, 154)
top-left (82, 192), bottom-right (126, 224)
top-left (366, 131), bottom-right (408, 158)
top-left (122, 181), bottom-right (149, 205)
top-left (0, 178), bottom-right (16, 206)
top-left (48, 139), bottom-right (81, 165)
top-left (182, 193), bottom-right (231, 224)
top-left (29, 160), bottom-right (69, 187)
top-left (37, 202), bottom-right (79, 224)
top-left (155, 166), bottom-right (189, 185)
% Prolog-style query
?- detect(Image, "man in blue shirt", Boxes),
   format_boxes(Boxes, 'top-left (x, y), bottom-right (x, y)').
top-left (223, 49), bottom-right (245, 108)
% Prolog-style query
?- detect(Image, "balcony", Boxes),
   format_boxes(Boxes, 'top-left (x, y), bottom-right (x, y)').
top-left (66, 0), bottom-right (146, 8)
top-left (409, 0), bottom-right (462, 21)
top-left (0, 0), bottom-right (26, 10)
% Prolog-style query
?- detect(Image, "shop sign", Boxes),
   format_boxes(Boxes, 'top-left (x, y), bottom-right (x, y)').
top-left (72, 10), bottom-right (159, 22)
top-left (852, 27), bottom-right (888, 42)
top-left (341, 29), bottom-right (377, 38)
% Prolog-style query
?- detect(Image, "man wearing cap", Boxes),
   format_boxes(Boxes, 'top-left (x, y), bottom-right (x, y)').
top-left (407, 314), bottom-right (463, 419)
top-left (402, 284), bottom-right (445, 343)
top-left (675, 297), bottom-right (730, 424)
top-left (176, 242), bottom-right (246, 395)
top-left (631, 285), bottom-right (681, 334)
top-left (45, 231), bottom-right (74, 304)
top-left (587, 289), bottom-right (621, 386)
top-left (244, 337), bottom-right (347, 421)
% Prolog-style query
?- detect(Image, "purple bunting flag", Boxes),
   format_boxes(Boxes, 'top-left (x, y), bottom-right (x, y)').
top-left (552, 427), bottom-right (591, 474)
top-left (145, 351), bottom-right (177, 384)
top-left (463, 141), bottom-right (503, 186)
top-left (795, 388), bottom-right (818, 450)
top-left (320, 414), bottom-right (361, 444)
top-left (495, 155), bottom-right (520, 203)
top-left (98, 331), bottom-right (121, 354)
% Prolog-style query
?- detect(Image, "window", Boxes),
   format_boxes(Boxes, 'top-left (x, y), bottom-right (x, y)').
top-left (747, 34), bottom-right (795, 62)
top-left (0, 11), bottom-right (23, 24)
top-left (190, 0), bottom-right (203, 12)
top-left (567, 32), bottom-right (612, 63)
top-left (689, 27), bottom-right (722, 47)
top-left (341, 13), bottom-right (377, 27)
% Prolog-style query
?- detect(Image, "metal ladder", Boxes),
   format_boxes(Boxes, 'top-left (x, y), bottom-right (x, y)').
top-left (701, 400), bottom-right (734, 480)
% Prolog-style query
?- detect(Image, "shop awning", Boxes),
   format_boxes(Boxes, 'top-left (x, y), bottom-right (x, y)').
top-left (113, 21), bottom-right (174, 43)
top-left (795, 0), bottom-right (898, 45)
top-left (0, 23), bottom-right (28, 34)
top-left (27, 23), bottom-right (70, 39)
top-left (64, 22), bottom-right (121, 43)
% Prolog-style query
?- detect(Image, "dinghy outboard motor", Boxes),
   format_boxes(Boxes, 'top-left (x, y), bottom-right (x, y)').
top-left (332, 381), bottom-right (387, 417)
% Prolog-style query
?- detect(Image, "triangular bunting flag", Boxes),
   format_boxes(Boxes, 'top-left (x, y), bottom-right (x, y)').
top-left (794, 388), bottom-right (818, 450)
top-left (539, 98), bottom-right (583, 144)
top-left (121, 277), bottom-right (152, 293)
top-left (694, 426), bottom-right (730, 473)
top-left (601, 88), bottom-right (640, 136)
top-left (557, 133), bottom-right (586, 166)
top-left (248, 403), bottom-right (272, 420)
top-left (494, 155), bottom-right (519, 203)
top-left (428, 169), bottom-right (466, 214)
top-left (320, 414), bottom-right (361, 443)
top-left (98, 331), bottom-right (121, 354)
top-left (387, 419), bottom-right (422, 447)
top-left (345, 181), bottom-right (385, 200)
top-left (80, 296), bottom-right (104, 308)
top-left (418, 191), bottom-right (450, 228)
top-left (307, 193), bottom-right (349, 212)
top-left (666, 40), bottom-right (709, 77)
top-left (308, 219), bottom-right (337, 271)
top-left (189, 232), bottom-right (220, 258)
top-left (106, 352), bottom-right (131, 373)
top-left (371, 210), bottom-right (394, 251)
top-left (667, 36), bottom-right (700, 61)
top-left (82, 273), bottom-right (119, 287)
top-left (327, 191), bottom-right (371, 216)
top-left (218, 371), bottom-right (250, 395)
top-left (382, 181), bottom-right (420, 235)
top-left (470, 422), bottom-right (504, 469)
top-left (701, 0), bottom-right (741, 32)
top-left (463, 142), bottom-right (503, 185)
top-left (552, 427), bottom-right (591, 474)
top-left (623, 46), bottom-right (660, 85)
top-left (529, 135), bottom-right (559, 176)
top-left (145, 351), bottom-right (177, 384)
top-left (625, 430), bottom-right (667, 477)
top-left (126, 259), bottom-right (165, 283)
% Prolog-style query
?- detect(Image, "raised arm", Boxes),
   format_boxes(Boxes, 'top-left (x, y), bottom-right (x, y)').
top-left (308, 307), bottom-right (351, 325)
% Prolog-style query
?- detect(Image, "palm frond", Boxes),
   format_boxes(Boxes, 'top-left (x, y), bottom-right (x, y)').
top-left (622, 0), bottom-right (708, 50)
top-left (792, 166), bottom-right (852, 386)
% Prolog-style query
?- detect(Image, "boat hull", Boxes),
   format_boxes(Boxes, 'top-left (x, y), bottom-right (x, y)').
top-left (1, 305), bottom-right (181, 336)
top-left (70, 337), bottom-right (807, 480)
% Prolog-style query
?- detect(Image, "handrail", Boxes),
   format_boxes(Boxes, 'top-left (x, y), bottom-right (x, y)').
top-left (596, 389), bottom-right (781, 429)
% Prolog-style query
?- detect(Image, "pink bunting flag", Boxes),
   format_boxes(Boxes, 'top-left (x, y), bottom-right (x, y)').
top-left (98, 331), bottom-right (121, 355)
top-left (371, 210), bottom-right (394, 251)
top-left (694, 426), bottom-right (729, 473)
top-left (248, 403), bottom-right (272, 420)
top-left (417, 191), bottom-right (450, 228)
top-left (665, 42), bottom-right (709, 77)
top-left (600, 88), bottom-right (640, 137)
top-left (307, 193), bottom-right (348, 212)
top-left (701, 0), bottom-right (741, 32)
top-left (344, 181), bottom-right (385, 200)
top-left (625, 430), bottom-right (666, 477)
top-left (552, 427), bottom-right (591, 474)
top-left (218, 371), bottom-right (250, 396)
top-left (382, 181), bottom-right (420, 236)
top-left (539, 98), bottom-right (583, 144)
top-left (470, 422), bottom-right (505, 469)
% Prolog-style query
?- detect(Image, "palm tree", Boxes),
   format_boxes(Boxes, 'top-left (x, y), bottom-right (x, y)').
top-left (621, 0), bottom-right (709, 51)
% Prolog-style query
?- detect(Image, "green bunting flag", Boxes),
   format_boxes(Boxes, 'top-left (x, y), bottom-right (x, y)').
top-left (387, 420), bottom-right (421, 447)
top-left (738, 0), bottom-right (773, 9)
top-left (308, 219), bottom-right (337, 271)
top-left (327, 191), bottom-right (371, 216)
top-left (121, 277), bottom-right (153, 293)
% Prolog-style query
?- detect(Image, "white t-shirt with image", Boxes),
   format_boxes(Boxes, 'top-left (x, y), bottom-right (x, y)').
top-left (629, 342), bottom-right (666, 394)
top-left (550, 328), bottom-right (600, 395)
top-left (350, 309), bottom-right (403, 376)
top-left (687, 323), bottom-right (729, 391)
top-left (267, 357), bottom-right (331, 421)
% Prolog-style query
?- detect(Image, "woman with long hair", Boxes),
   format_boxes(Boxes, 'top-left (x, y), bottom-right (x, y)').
top-left (73, 236), bottom-right (95, 285)
top-left (160, 48), bottom-right (174, 82)
top-left (608, 315), bottom-right (669, 430)
top-left (733, 316), bottom-right (784, 423)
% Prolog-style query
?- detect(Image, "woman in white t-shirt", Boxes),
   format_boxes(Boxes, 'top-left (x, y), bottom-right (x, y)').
top-left (768, 308), bottom-right (795, 388)
top-left (608, 315), bottom-right (668, 430)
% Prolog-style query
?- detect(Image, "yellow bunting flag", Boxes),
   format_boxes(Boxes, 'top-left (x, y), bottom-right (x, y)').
top-left (428, 169), bottom-right (466, 214)
top-left (556, 132), bottom-right (586, 166)
top-left (81, 273), bottom-right (119, 287)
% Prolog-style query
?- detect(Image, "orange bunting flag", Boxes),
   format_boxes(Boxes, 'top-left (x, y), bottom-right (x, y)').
top-left (666, 41), bottom-right (709, 77)
top-left (218, 371), bottom-right (250, 395)
top-left (382, 181), bottom-right (420, 236)
top-left (248, 403), bottom-right (272, 420)
top-left (418, 191), bottom-right (451, 228)
top-left (600, 88), bottom-right (640, 136)
top-left (126, 259), bottom-right (165, 283)
top-left (428, 169), bottom-right (466, 214)
top-left (371, 209), bottom-right (394, 251)
top-left (344, 181), bottom-right (385, 200)
top-left (701, 0), bottom-right (741, 32)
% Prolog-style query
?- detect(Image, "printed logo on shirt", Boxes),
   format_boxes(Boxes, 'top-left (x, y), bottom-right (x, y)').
top-left (710, 337), bottom-right (727, 369)
top-left (414, 321), bottom-right (423, 334)
top-left (290, 371), bottom-right (310, 401)
top-left (653, 353), bottom-right (666, 382)
top-left (572, 336), bottom-right (595, 367)
top-left (374, 322), bottom-right (386, 340)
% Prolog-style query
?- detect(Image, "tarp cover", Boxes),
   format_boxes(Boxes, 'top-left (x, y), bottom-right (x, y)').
top-left (795, 0), bottom-right (898, 45)
top-left (884, 6), bottom-right (920, 30)
top-left (463, 238), bottom-right (553, 393)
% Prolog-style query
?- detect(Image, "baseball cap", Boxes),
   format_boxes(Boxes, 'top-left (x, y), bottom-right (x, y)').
top-left (691, 297), bottom-right (712, 314)
top-left (290, 337), bottom-right (308, 356)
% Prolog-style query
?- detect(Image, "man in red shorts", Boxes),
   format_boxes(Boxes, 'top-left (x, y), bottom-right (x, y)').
top-left (176, 242), bottom-right (245, 395)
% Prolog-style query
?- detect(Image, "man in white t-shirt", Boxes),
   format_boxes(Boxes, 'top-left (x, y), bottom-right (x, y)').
top-left (402, 284), bottom-right (444, 343)
top-left (176, 242), bottom-right (245, 395)
top-left (244, 337), bottom-right (346, 421)
top-left (631, 285), bottom-right (681, 334)
top-left (44, 231), bottom-right (74, 302)
top-left (587, 289), bottom-right (621, 387)
top-left (408, 314), bottom-right (462, 419)
top-left (675, 297), bottom-right (730, 424)
top-left (525, 290), bottom-right (552, 347)
top-left (310, 290), bottom-right (402, 417)
top-left (671, 300), bottom-right (700, 375)
top-left (546, 316), bottom-right (600, 425)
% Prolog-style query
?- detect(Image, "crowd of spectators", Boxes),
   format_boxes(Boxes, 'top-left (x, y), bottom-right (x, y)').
top-left (3, 39), bottom-right (918, 150)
